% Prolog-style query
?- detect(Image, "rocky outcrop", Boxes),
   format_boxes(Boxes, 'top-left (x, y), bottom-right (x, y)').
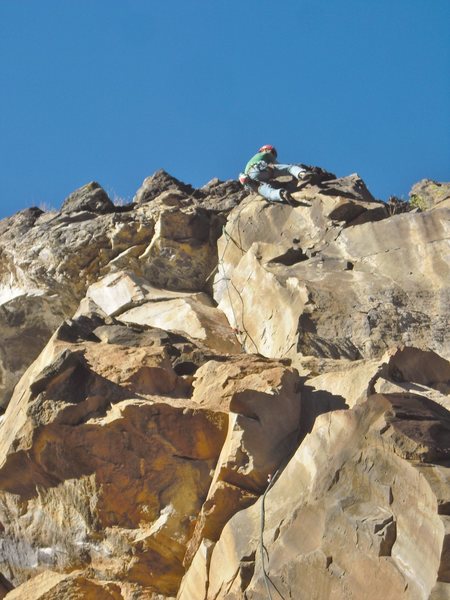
top-left (184, 355), bottom-right (301, 566)
top-left (0, 310), bottom-right (302, 597)
top-left (83, 271), bottom-right (241, 354)
top-left (0, 176), bottom-right (241, 408)
top-left (214, 186), bottom-right (449, 361)
top-left (134, 170), bottom-right (197, 204)
top-left (60, 182), bottom-right (116, 214)
top-left (0, 314), bottom-right (223, 595)
top-left (134, 169), bottom-right (246, 212)
top-left (0, 169), bottom-right (449, 599)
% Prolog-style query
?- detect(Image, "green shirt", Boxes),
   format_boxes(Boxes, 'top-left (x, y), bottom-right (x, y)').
top-left (244, 151), bottom-right (277, 174)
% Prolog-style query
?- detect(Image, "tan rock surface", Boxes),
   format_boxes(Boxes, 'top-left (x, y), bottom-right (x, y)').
top-left (84, 271), bottom-right (241, 354)
top-left (214, 198), bottom-right (450, 361)
top-left (4, 571), bottom-right (123, 600)
top-left (0, 176), bottom-right (234, 408)
top-left (0, 316), bottom-right (228, 596)
top-left (85, 271), bottom-right (212, 318)
top-left (410, 179), bottom-right (450, 210)
top-left (183, 355), bottom-right (301, 565)
top-left (119, 297), bottom-right (240, 355)
top-left (198, 393), bottom-right (450, 600)
top-left (139, 207), bottom-right (219, 292)
top-left (0, 173), bottom-right (449, 599)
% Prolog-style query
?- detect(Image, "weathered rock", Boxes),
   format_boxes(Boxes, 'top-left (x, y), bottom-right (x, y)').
top-left (297, 346), bottom-right (450, 410)
top-left (214, 198), bottom-right (450, 361)
top-left (0, 294), bottom-right (66, 409)
top-left (190, 393), bottom-right (450, 600)
top-left (3, 570), bottom-right (124, 600)
top-left (140, 207), bottom-right (220, 291)
top-left (0, 203), bottom-right (154, 407)
top-left (191, 356), bottom-right (301, 491)
top-left (134, 170), bottom-right (246, 213)
top-left (0, 171), bottom-right (240, 408)
top-left (196, 178), bottom-right (247, 212)
top-left (1, 171), bottom-right (449, 599)
top-left (183, 355), bottom-right (301, 565)
top-left (0, 207), bottom-right (44, 236)
top-left (298, 172), bottom-right (377, 204)
top-left (0, 316), bottom-right (230, 595)
top-left (85, 271), bottom-right (205, 317)
top-left (177, 540), bottom-right (214, 600)
top-left (60, 182), bottom-right (116, 214)
top-left (410, 179), bottom-right (450, 211)
top-left (84, 271), bottom-right (241, 354)
top-left (119, 298), bottom-right (241, 354)
top-left (134, 170), bottom-right (195, 204)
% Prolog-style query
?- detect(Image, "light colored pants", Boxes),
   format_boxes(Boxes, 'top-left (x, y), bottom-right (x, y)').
top-left (246, 161), bottom-right (305, 202)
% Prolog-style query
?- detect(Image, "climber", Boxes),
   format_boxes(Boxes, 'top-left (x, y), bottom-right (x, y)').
top-left (239, 145), bottom-right (307, 205)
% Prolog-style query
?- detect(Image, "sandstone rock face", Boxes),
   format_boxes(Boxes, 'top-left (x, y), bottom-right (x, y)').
top-left (3, 570), bottom-right (124, 600)
top-left (184, 393), bottom-right (449, 600)
top-left (184, 356), bottom-right (301, 565)
top-left (85, 271), bottom-right (241, 354)
top-left (0, 315), bottom-right (227, 596)
top-left (214, 190), bottom-right (449, 361)
top-left (134, 169), bottom-right (246, 212)
top-left (0, 294), bottom-right (66, 409)
top-left (0, 175), bottom-right (240, 408)
top-left (134, 170), bottom-right (196, 204)
top-left (0, 171), bottom-right (449, 599)
top-left (140, 206), bottom-right (219, 291)
top-left (0, 314), bottom-right (302, 597)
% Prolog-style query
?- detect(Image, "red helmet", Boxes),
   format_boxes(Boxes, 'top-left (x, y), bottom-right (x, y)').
top-left (258, 144), bottom-right (277, 157)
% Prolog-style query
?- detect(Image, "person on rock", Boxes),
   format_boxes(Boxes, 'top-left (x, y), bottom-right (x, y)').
top-left (239, 145), bottom-right (307, 205)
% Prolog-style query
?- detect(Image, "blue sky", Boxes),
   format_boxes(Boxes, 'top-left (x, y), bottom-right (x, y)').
top-left (0, 0), bottom-right (449, 218)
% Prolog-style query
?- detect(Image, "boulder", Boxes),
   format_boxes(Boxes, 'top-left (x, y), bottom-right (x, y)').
top-left (298, 172), bottom-right (377, 204)
top-left (60, 182), bottom-right (115, 214)
top-left (84, 271), bottom-right (204, 318)
top-left (84, 271), bottom-right (241, 354)
top-left (134, 170), bottom-right (195, 204)
top-left (119, 297), bottom-right (241, 354)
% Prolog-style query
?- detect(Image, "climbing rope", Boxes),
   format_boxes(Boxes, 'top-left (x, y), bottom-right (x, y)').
top-left (216, 199), bottom-right (261, 354)
top-left (260, 468), bottom-right (282, 599)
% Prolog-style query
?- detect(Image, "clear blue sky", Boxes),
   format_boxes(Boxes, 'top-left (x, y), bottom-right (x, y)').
top-left (0, 0), bottom-right (449, 218)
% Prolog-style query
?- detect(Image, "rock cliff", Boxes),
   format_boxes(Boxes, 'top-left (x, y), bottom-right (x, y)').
top-left (0, 171), bottom-right (448, 599)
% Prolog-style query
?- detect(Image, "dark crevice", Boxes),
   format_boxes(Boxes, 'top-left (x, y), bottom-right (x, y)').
top-left (268, 247), bottom-right (309, 266)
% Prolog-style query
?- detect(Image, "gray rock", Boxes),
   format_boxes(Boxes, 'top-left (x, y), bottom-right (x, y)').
top-left (301, 172), bottom-right (376, 203)
top-left (134, 169), bottom-right (195, 204)
top-left (60, 181), bottom-right (115, 214)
